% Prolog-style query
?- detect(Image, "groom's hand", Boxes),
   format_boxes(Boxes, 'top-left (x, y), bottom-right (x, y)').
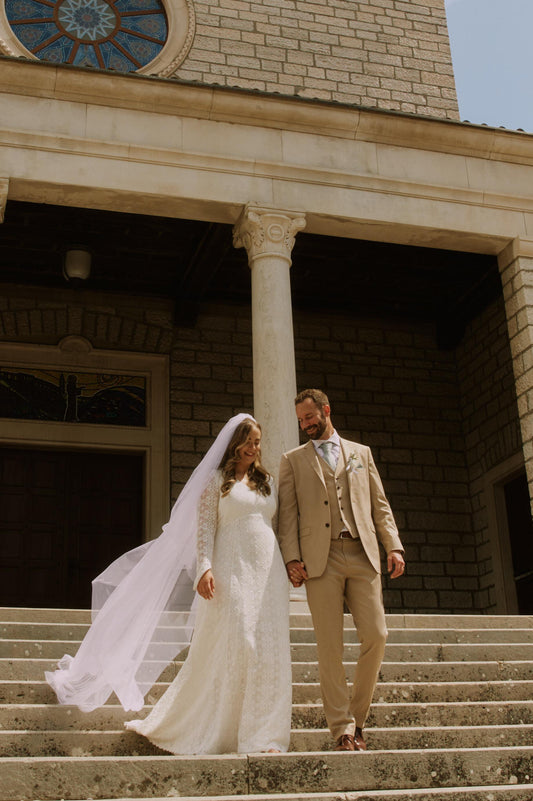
top-left (286, 560), bottom-right (308, 587)
top-left (387, 550), bottom-right (405, 579)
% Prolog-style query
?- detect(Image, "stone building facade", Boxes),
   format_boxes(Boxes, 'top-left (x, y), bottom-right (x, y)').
top-left (0, 0), bottom-right (532, 615)
top-left (176, 0), bottom-right (459, 117)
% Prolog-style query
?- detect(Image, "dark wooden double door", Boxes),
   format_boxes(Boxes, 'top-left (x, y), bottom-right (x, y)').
top-left (0, 448), bottom-right (143, 608)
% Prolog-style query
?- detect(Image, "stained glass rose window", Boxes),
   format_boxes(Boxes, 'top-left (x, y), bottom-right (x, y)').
top-left (5, 0), bottom-right (168, 72)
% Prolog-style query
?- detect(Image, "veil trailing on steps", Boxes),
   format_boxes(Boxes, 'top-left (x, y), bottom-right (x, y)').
top-left (46, 413), bottom-right (256, 712)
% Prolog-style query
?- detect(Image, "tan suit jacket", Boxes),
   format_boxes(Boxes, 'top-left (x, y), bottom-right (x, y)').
top-left (278, 438), bottom-right (403, 576)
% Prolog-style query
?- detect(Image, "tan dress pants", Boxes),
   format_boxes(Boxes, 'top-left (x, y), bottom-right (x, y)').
top-left (305, 537), bottom-right (388, 740)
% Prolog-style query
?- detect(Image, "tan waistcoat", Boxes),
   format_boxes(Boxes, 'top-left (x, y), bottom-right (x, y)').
top-left (320, 446), bottom-right (359, 540)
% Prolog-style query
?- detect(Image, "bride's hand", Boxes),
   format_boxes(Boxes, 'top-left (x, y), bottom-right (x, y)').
top-left (197, 569), bottom-right (215, 600)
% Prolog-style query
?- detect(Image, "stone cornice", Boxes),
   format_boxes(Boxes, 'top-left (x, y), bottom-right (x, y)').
top-left (1, 57), bottom-right (533, 168)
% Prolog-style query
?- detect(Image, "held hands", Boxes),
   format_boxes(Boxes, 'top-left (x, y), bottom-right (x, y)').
top-left (197, 569), bottom-right (215, 600)
top-left (287, 554), bottom-right (404, 584)
top-left (286, 560), bottom-right (308, 587)
top-left (388, 550), bottom-right (405, 579)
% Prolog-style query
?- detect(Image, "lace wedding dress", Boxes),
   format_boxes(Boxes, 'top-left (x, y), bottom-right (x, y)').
top-left (125, 472), bottom-right (292, 754)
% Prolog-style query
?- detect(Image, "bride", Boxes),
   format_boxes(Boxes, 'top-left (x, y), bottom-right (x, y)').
top-left (46, 414), bottom-right (291, 754)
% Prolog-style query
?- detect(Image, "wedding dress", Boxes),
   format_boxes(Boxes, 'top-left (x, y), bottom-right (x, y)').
top-left (125, 471), bottom-right (292, 754)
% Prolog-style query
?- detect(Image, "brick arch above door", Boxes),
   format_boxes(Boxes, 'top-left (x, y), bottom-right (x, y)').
top-left (0, 297), bottom-right (174, 354)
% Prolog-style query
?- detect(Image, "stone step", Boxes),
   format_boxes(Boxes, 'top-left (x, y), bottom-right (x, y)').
top-left (290, 628), bottom-right (533, 644)
top-left (3, 700), bottom-right (533, 731)
top-left (4, 639), bottom-right (533, 662)
top-left (1, 747), bottom-right (532, 800)
top-left (292, 613), bottom-right (533, 630)
top-left (2, 606), bottom-right (532, 801)
top-left (4, 622), bottom-right (533, 645)
top-left (0, 639), bottom-right (187, 660)
top-left (299, 661), bottom-right (533, 684)
top-left (2, 678), bottom-right (533, 706)
top-left (3, 658), bottom-right (532, 684)
top-left (0, 608), bottom-right (93, 623)
top-left (2, 608), bottom-right (532, 630)
top-left (29, 790), bottom-right (533, 801)
top-left (294, 643), bottom-right (533, 662)
top-left (304, 681), bottom-right (533, 705)
top-left (292, 701), bottom-right (533, 729)
top-left (1, 724), bottom-right (532, 757)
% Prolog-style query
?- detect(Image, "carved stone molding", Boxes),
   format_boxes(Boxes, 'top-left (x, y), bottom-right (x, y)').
top-left (0, 0), bottom-right (195, 78)
top-left (139, 0), bottom-right (196, 77)
top-left (58, 335), bottom-right (93, 353)
top-left (233, 204), bottom-right (306, 266)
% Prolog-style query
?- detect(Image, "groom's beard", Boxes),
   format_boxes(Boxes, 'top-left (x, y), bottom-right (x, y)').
top-left (305, 413), bottom-right (328, 440)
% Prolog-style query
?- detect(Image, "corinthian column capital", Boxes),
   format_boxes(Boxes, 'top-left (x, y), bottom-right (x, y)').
top-left (233, 204), bottom-right (306, 265)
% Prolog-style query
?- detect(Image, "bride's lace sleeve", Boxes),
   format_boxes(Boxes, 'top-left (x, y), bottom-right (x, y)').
top-left (193, 472), bottom-right (220, 589)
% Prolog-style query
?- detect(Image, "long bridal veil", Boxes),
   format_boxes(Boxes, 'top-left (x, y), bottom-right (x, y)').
top-left (46, 413), bottom-right (255, 712)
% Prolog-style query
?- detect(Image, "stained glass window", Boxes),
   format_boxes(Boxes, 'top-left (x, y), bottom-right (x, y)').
top-left (5, 0), bottom-right (168, 72)
top-left (0, 367), bottom-right (146, 426)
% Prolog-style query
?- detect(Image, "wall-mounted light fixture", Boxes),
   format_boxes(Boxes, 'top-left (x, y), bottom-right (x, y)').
top-left (63, 248), bottom-right (91, 283)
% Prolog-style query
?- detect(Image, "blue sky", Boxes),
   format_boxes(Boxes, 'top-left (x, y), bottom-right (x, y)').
top-left (444, 0), bottom-right (533, 132)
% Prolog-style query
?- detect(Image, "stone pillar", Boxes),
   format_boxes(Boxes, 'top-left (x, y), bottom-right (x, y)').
top-left (233, 204), bottom-right (305, 476)
top-left (0, 178), bottom-right (8, 222)
top-left (498, 237), bottom-right (533, 511)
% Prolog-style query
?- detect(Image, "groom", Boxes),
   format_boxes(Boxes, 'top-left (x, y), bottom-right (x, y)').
top-left (277, 389), bottom-right (405, 752)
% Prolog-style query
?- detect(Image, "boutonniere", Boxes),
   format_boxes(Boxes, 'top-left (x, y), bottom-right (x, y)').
top-left (346, 452), bottom-right (364, 474)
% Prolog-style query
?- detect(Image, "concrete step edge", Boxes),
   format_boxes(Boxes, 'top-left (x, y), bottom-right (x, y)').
top-left (2, 723), bottom-right (531, 736)
top-left (5, 678), bottom-right (533, 690)
top-left (5, 658), bottom-right (532, 667)
top-left (31, 789), bottom-right (533, 801)
top-left (4, 636), bottom-right (532, 646)
top-left (0, 723), bottom-right (533, 736)
top-left (292, 700), bottom-right (533, 711)
top-left (6, 699), bottom-right (533, 711)
top-left (3, 747), bottom-right (533, 800)
top-left (5, 637), bottom-right (533, 645)
top-left (2, 744), bottom-right (533, 761)
top-left (5, 624), bottom-right (533, 635)
top-left (2, 607), bottom-right (532, 623)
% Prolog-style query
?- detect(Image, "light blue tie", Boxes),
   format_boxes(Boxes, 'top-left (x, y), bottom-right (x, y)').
top-left (319, 441), bottom-right (336, 470)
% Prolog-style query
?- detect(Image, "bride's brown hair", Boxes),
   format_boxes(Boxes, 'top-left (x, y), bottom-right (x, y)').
top-left (218, 418), bottom-right (271, 497)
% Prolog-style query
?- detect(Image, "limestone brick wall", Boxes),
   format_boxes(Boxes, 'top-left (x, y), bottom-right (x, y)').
top-left (290, 309), bottom-right (474, 613)
top-left (498, 250), bottom-right (533, 507)
top-left (169, 306), bottom-right (482, 614)
top-left (175, 0), bottom-right (459, 119)
top-left (169, 307), bottom-right (254, 493)
top-left (456, 297), bottom-right (522, 611)
top-left (2, 289), bottom-right (519, 613)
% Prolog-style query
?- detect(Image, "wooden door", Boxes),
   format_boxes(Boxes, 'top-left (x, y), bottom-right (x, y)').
top-left (0, 448), bottom-right (143, 608)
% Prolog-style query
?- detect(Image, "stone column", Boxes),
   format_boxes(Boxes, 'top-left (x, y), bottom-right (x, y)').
top-left (498, 237), bottom-right (533, 511)
top-left (233, 204), bottom-right (305, 476)
top-left (0, 178), bottom-right (8, 222)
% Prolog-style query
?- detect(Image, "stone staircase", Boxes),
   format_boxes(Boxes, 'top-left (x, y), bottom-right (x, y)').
top-left (1, 606), bottom-right (533, 801)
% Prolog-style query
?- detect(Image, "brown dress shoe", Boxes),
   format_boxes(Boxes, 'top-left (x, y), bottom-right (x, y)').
top-left (354, 727), bottom-right (367, 751)
top-left (334, 734), bottom-right (356, 751)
